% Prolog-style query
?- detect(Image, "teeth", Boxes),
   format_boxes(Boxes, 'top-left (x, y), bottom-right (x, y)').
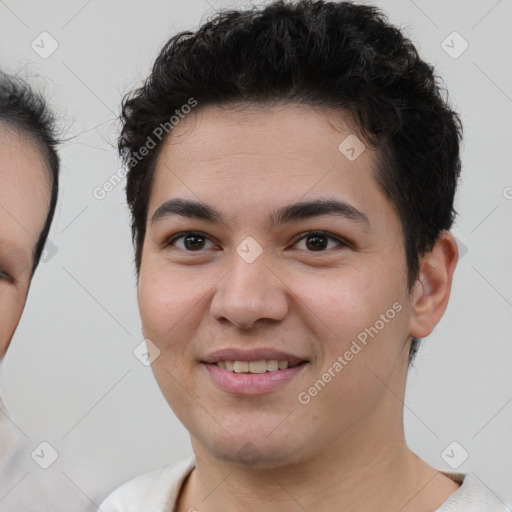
top-left (266, 360), bottom-right (278, 371)
top-left (233, 361), bottom-right (249, 373)
top-left (249, 361), bottom-right (267, 373)
top-left (215, 359), bottom-right (295, 373)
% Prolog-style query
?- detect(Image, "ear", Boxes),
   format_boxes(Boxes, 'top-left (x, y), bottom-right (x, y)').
top-left (408, 231), bottom-right (459, 338)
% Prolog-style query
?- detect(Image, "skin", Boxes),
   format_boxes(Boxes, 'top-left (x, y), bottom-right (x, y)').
top-left (0, 127), bottom-right (50, 359)
top-left (138, 104), bottom-right (459, 512)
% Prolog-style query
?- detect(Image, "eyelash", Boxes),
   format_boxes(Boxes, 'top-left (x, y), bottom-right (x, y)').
top-left (164, 230), bottom-right (349, 254)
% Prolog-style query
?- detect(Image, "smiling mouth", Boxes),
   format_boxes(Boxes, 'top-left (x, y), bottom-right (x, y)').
top-left (207, 360), bottom-right (308, 373)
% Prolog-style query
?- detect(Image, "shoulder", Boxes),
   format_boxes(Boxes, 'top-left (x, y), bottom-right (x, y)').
top-left (98, 455), bottom-right (196, 512)
top-left (436, 471), bottom-right (512, 511)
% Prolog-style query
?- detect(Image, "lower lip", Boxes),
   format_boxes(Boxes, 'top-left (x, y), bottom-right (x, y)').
top-left (202, 363), bottom-right (308, 395)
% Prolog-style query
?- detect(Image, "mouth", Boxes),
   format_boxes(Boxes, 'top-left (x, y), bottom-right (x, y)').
top-left (201, 349), bottom-right (309, 395)
top-left (207, 359), bottom-right (307, 373)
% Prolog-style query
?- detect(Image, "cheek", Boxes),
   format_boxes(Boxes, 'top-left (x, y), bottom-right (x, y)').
top-left (293, 267), bottom-right (404, 336)
top-left (295, 268), bottom-right (410, 398)
top-left (0, 289), bottom-right (28, 357)
top-left (137, 267), bottom-right (197, 407)
top-left (137, 261), bottom-right (211, 345)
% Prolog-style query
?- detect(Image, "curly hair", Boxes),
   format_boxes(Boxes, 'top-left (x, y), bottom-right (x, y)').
top-left (119, 0), bottom-right (463, 365)
top-left (0, 71), bottom-right (60, 273)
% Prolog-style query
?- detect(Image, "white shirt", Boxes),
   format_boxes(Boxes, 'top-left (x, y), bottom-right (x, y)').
top-left (98, 455), bottom-right (512, 512)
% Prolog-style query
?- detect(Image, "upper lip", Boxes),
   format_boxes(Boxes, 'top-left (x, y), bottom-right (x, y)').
top-left (202, 348), bottom-right (308, 366)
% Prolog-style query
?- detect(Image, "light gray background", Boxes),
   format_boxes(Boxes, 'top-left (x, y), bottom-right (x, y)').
top-left (0, 0), bottom-right (511, 508)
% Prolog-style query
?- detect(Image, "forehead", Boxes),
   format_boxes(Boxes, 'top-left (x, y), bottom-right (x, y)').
top-left (157, 103), bottom-right (365, 168)
top-left (151, 104), bottom-right (382, 202)
top-left (0, 127), bottom-right (50, 268)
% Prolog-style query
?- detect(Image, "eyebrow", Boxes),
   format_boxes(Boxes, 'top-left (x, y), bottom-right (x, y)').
top-left (151, 197), bottom-right (370, 229)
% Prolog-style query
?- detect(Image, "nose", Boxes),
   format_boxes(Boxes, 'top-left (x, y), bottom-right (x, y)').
top-left (209, 244), bottom-right (289, 330)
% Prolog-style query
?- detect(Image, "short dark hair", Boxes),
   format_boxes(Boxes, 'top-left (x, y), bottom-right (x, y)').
top-left (119, 0), bottom-right (463, 364)
top-left (0, 71), bottom-right (60, 274)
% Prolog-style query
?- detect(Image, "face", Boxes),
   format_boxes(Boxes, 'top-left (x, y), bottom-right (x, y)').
top-left (0, 128), bottom-right (50, 359)
top-left (138, 104), bottom-right (418, 468)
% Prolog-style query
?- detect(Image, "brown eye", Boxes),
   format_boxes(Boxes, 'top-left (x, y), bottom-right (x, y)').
top-left (293, 231), bottom-right (346, 252)
top-left (166, 231), bottom-right (215, 251)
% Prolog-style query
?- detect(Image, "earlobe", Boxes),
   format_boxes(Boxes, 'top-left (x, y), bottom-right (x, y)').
top-left (408, 231), bottom-right (459, 339)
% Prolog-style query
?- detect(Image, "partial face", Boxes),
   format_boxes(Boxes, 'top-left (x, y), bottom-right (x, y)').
top-left (138, 104), bottom-right (415, 467)
top-left (0, 128), bottom-right (49, 358)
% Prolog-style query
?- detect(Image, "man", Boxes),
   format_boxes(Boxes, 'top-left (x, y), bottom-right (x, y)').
top-left (100, 1), bottom-right (511, 510)
top-left (0, 70), bottom-right (59, 504)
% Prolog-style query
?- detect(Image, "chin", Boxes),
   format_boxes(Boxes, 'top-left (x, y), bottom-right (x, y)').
top-left (198, 431), bottom-right (306, 470)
